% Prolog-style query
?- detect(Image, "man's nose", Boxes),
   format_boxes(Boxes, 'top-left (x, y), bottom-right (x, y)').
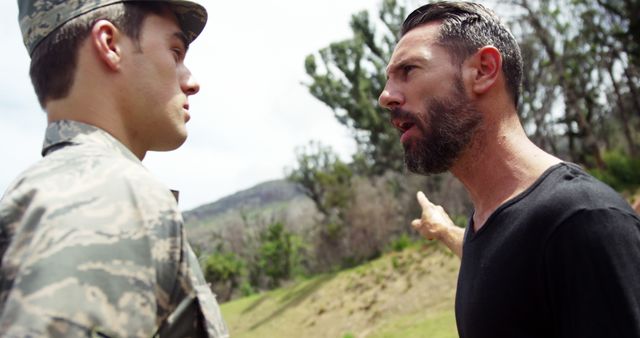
top-left (378, 84), bottom-right (404, 110)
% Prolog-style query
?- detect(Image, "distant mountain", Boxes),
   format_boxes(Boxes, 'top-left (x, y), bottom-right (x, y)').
top-left (183, 179), bottom-right (320, 251)
top-left (184, 179), bottom-right (308, 224)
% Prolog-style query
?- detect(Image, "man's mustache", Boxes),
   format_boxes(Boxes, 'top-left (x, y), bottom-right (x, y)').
top-left (389, 108), bottom-right (418, 125)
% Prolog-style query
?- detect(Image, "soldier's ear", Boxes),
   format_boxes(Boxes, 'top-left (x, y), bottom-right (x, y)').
top-left (91, 20), bottom-right (123, 71)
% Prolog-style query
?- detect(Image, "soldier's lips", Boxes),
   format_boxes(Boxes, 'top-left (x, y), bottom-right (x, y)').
top-left (183, 105), bottom-right (190, 122)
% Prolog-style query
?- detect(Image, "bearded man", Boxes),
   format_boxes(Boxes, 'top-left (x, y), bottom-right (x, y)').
top-left (379, 2), bottom-right (640, 337)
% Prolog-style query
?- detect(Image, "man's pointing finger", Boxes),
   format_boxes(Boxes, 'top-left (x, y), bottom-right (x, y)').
top-left (417, 191), bottom-right (432, 209)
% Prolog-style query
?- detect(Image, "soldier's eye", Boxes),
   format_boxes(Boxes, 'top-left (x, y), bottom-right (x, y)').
top-left (171, 46), bottom-right (185, 63)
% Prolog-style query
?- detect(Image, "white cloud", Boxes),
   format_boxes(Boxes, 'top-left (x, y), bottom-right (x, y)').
top-left (0, 0), bottom-right (382, 209)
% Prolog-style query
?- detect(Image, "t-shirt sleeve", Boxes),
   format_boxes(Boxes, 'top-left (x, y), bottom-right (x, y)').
top-left (544, 207), bottom-right (640, 338)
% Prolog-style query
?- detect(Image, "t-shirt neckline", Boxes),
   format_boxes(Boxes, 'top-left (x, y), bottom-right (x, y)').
top-left (466, 162), bottom-right (571, 240)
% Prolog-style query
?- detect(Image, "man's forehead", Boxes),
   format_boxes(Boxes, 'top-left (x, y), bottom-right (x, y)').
top-left (386, 24), bottom-right (441, 73)
top-left (395, 22), bottom-right (441, 54)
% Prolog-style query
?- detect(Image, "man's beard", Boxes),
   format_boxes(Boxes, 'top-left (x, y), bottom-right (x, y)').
top-left (396, 78), bottom-right (483, 175)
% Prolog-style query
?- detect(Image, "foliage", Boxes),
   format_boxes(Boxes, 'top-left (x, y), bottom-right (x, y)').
top-left (202, 252), bottom-right (245, 301)
top-left (239, 281), bottom-right (256, 297)
top-left (257, 222), bottom-right (302, 288)
top-left (451, 214), bottom-right (469, 228)
top-left (200, 219), bottom-right (307, 300)
top-left (387, 233), bottom-right (415, 252)
top-left (304, 0), bottom-right (408, 175)
top-left (512, 0), bottom-right (639, 164)
top-left (286, 141), bottom-right (353, 221)
top-left (286, 141), bottom-right (354, 271)
top-left (589, 150), bottom-right (640, 191)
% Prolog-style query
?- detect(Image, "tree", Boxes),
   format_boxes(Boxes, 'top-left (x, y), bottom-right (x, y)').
top-left (202, 252), bottom-right (245, 302)
top-left (509, 0), bottom-right (639, 164)
top-left (286, 141), bottom-right (353, 223)
top-left (257, 222), bottom-right (301, 288)
top-left (304, 0), bottom-right (408, 175)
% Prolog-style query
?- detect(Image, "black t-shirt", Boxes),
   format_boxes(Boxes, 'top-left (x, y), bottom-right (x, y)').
top-left (456, 163), bottom-right (640, 338)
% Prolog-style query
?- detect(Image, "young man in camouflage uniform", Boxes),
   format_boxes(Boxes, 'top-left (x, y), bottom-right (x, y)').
top-left (0, 1), bottom-right (229, 336)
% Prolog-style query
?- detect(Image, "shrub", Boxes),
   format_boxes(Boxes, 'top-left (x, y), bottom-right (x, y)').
top-left (202, 252), bottom-right (245, 301)
top-left (387, 233), bottom-right (414, 252)
top-left (589, 150), bottom-right (640, 191)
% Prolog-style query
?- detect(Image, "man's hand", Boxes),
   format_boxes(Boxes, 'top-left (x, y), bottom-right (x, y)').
top-left (411, 191), bottom-right (456, 240)
top-left (411, 191), bottom-right (464, 258)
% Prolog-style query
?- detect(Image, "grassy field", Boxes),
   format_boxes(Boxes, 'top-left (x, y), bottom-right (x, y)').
top-left (220, 243), bottom-right (460, 338)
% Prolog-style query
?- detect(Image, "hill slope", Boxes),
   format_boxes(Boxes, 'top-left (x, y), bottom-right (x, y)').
top-left (220, 243), bottom-right (460, 338)
top-left (183, 179), bottom-right (320, 251)
top-left (184, 179), bottom-right (309, 224)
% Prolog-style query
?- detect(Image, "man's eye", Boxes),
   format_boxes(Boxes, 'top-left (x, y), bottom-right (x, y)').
top-left (403, 65), bottom-right (416, 74)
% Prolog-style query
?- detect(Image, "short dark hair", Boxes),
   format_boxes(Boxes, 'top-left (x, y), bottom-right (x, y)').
top-left (29, 2), bottom-right (168, 108)
top-left (402, 2), bottom-right (523, 107)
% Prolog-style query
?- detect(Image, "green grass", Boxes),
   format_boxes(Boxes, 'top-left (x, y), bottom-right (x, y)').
top-left (370, 310), bottom-right (457, 338)
top-left (220, 243), bottom-right (460, 338)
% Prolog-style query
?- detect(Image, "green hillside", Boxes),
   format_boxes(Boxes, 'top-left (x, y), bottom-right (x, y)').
top-left (220, 243), bottom-right (460, 338)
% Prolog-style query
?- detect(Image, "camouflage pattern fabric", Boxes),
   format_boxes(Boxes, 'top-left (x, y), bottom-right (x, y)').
top-left (18, 0), bottom-right (207, 55)
top-left (0, 120), bottom-right (229, 337)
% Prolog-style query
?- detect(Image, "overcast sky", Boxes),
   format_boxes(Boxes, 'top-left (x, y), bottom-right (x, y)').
top-left (0, 0), bottom-right (389, 210)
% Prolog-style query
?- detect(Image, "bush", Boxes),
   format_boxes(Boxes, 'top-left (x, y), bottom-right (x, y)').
top-left (451, 214), bottom-right (469, 228)
top-left (202, 252), bottom-right (245, 302)
top-left (589, 150), bottom-right (640, 191)
top-left (387, 233), bottom-right (414, 252)
top-left (258, 222), bottom-right (303, 288)
top-left (239, 281), bottom-right (256, 297)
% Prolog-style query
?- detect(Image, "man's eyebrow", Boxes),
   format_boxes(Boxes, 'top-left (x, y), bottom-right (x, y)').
top-left (386, 60), bottom-right (408, 79)
top-left (386, 56), bottom-right (424, 78)
top-left (173, 31), bottom-right (190, 51)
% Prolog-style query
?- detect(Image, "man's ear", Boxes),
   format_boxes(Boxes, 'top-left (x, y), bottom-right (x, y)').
top-left (91, 20), bottom-right (123, 71)
top-left (468, 46), bottom-right (502, 95)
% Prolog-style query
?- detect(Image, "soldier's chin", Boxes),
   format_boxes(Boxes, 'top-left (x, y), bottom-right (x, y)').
top-left (153, 135), bottom-right (188, 152)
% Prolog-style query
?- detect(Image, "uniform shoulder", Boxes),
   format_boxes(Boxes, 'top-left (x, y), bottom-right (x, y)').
top-left (1, 145), bottom-right (178, 226)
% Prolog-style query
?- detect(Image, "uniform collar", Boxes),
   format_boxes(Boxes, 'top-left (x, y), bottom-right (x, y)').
top-left (41, 120), bottom-right (140, 164)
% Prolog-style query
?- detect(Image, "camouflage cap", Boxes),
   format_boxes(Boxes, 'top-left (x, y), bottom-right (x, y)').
top-left (18, 0), bottom-right (207, 56)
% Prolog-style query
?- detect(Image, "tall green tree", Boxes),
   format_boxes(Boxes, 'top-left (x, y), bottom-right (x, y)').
top-left (257, 222), bottom-right (300, 288)
top-left (304, 0), bottom-right (407, 175)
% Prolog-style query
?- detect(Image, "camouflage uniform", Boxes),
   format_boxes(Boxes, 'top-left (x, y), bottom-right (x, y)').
top-left (0, 1), bottom-right (229, 337)
top-left (0, 121), bottom-right (229, 337)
